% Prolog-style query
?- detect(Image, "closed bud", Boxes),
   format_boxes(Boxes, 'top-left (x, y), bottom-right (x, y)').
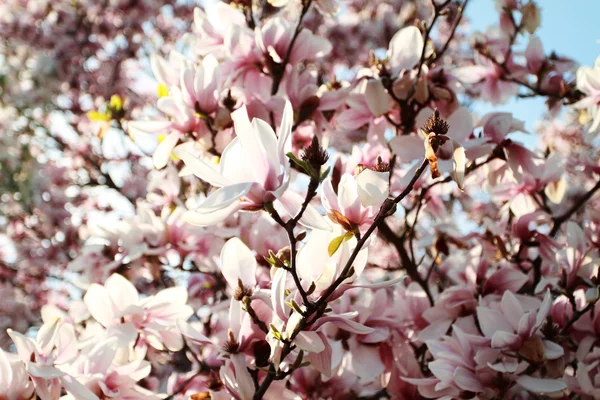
top-left (521, 1), bottom-right (541, 34)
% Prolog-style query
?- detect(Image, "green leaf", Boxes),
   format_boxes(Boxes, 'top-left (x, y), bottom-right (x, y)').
top-left (328, 234), bottom-right (344, 257)
top-left (286, 152), bottom-right (316, 176)
top-left (328, 231), bottom-right (355, 257)
top-left (320, 166), bottom-right (331, 182)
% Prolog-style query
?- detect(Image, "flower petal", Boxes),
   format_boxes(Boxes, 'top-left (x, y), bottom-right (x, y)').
top-left (388, 26), bottom-right (424, 74)
top-left (356, 169), bottom-right (389, 207)
top-left (184, 183), bottom-right (253, 226)
top-left (278, 190), bottom-right (332, 231)
top-left (173, 147), bottom-right (231, 187)
top-left (516, 376), bottom-right (567, 394)
top-left (220, 237), bottom-right (257, 289)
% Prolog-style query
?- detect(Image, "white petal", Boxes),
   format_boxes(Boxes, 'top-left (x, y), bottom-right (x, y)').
top-left (60, 375), bottom-right (99, 400)
top-left (278, 100), bottom-right (294, 164)
top-left (294, 331), bottom-right (326, 353)
top-left (451, 141), bottom-right (466, 190)
top-left (105, 273), bottom-right (139, 311)
top-left (278, 190), bottom-right (332, 231)
top-left (153, 132), bottom-right (180, 170)
top-left (177, 320), bottom-right (211, 344)
top-left (231, 354), bottom-right (255, 400)
top-left (388, 26), bottom-right (424, 74)
top-left (220, 237), bottom-right (257, 289)
top-left (184, 183), bottom-right (252, 226)
top-left (363, 79), bottom-right (392, 117)
top-left (173, 147), bottom-right (231, 187)
top-left (356, 169), bottom-right (389, 207)
top-left (516, 376), bottom-right (567, 394)
top-left (84, 284), bottom-right (114, 327)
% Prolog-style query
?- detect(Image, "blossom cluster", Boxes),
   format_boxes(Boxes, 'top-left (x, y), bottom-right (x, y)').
top-left (2, 0), bottom-right (600, 399)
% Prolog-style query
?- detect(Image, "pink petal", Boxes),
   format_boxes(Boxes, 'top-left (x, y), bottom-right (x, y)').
top-left (306, 332), bottom-right (333, 377)
top-left (476, 307), bottom-right (513, 339)
top-left (389, 135), bottom-right (424, 163)
top-left (483, 268), bottom-right (529, 294)
top-left (294, 331), bottom-right (325, 353)
top-left (348, 343), bottom-right (385, 381)
top-left (446, 107), bottom-right (473, 143)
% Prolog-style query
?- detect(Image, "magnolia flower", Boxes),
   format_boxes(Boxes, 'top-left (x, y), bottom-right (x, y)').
top-left (322, 166), bottom-right (389, 233)
top-left (297, 223), bottom-right (369, 295)
top-left (7, 321), bottom-right (98, 400)
top-left (0, 347), bottom-right (34, 400)
top-left (174, 101), bottom-right (329, 230)
top-left (62, 337), bottom-right (159, 400)
top-left (476, 290), bottom-right (563, 361)
top-left (390, 108), bottom-right (471, 189)
top-left (574, 56), bottom-right (600, 132)
top-left (83, 273), bottom-right (194, 351)
top-left (255, 17), bottom-right (332, 67)
top-left (454, 53), bottom-right (520, 105)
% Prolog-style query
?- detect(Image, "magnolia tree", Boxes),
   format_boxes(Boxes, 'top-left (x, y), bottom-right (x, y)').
top-left (1, 0), bottom-right (600, 398)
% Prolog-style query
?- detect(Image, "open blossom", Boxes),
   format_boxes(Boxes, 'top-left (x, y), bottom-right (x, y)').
top-left (83, 273), bottom-right (194, 351)
top-left (174, 101), bottom-right (328, 229)
top-left (390, 107), bottom-right (471, 189)
top-left (455, 53), bottom-right (520, 104)
top-left (0, 347), bottom-right (34, 400)
top-left (7, 321), bottom-right (98, 400)
top-left (322, 165), bottom-right (390, 233)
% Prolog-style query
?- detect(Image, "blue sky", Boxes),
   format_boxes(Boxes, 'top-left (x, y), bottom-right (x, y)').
top-left (465, 0), bottom-right (600, 135)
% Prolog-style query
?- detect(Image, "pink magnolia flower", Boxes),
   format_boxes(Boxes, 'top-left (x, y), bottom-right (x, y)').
top-left (476, 290), bottom-right (563, 360)
top-left (83, 273), bottom-right (194, 351)
top-left (0, 347), bottom-right (34, 400)
top-left (7, 321), bottom-right (98, 400)
top-left (220, 354), bottom-right (255, 400)
top-left (63, 337), bottom-right (159, 400)
top-left (455, 53), bottom-right (520, 105)
top-left (390, 107), bottom-right (472, 189)
top-left (174, 101), bottom-right (328, 229)
top-left (574, 55), bottom-right (600, 132)
top-left (255, 17), bottom-right (332, 67)
top-left (322, 167), bottom-right (389, 234)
